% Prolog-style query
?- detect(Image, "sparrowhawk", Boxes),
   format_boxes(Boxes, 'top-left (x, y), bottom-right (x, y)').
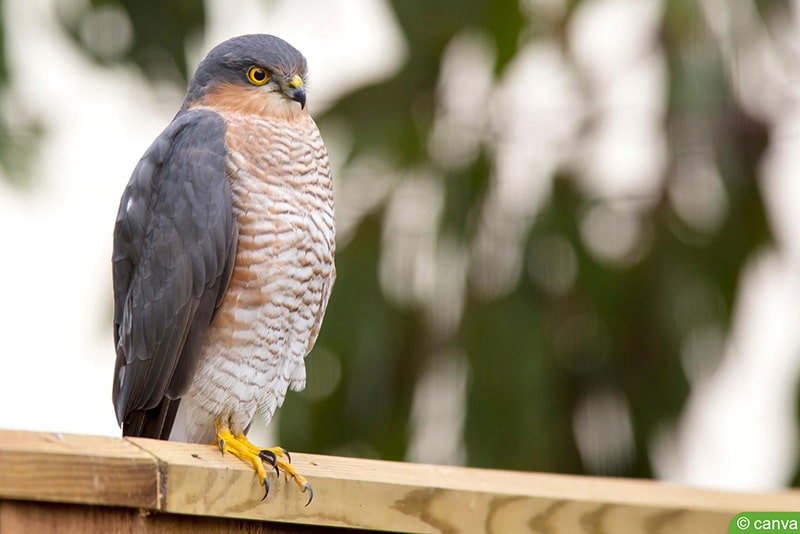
top-left (111, 34), bottom-right (335, 504)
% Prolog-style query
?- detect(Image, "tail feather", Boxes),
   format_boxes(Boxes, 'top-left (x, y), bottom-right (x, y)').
top-left (122, 398), bottom-right (180, 440)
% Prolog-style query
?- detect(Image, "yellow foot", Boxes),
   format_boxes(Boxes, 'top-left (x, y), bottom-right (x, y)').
top-left (215, 421), bottom-right (313, 505)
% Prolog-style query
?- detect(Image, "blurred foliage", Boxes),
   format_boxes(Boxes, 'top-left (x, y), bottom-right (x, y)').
top-left (56, 0), bottom-right (790, 481)
top-left (58, 0), bottom-right (205, 83)
top-left (0, 0), bottom-right (7, 84)
top-left (0, 0), bottom-right (44, 187)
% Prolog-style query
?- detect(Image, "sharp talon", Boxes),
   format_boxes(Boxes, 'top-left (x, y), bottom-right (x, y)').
top-left (262, 476), bottom-right (271, 501)
top-left (212, 426), bottom-right (307, 505)
top-left (259, 449), bottom-right (279, 476)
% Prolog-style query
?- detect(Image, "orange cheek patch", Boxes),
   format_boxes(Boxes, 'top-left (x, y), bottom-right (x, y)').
top-left (192, 83), bottom-right (305, 121)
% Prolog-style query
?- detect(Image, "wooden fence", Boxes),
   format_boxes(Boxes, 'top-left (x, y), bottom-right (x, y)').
top-left (1, 429), bottom-right (798, 533)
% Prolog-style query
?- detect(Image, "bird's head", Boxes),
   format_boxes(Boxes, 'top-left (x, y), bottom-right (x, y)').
top-left (184, 34), bottom-right (309, 119)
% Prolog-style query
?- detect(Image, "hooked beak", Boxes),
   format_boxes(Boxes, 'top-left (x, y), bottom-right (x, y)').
top-left (284, 74), bottom-right (306, 109)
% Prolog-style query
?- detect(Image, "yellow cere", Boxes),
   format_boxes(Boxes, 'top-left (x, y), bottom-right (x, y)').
top-left (289, 74), bottom-right (304, 89)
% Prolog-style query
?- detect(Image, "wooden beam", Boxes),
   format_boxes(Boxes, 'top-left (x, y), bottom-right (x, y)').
top-left (0, 500), bottom-right (368, 534)
top-left (0, 429), bottom-right (157, 508)
top-left (1, 428), bottom-right (799, 533)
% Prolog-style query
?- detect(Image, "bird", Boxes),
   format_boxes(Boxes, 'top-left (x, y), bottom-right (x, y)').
top-left (111, 34), bottom-right (335, 505)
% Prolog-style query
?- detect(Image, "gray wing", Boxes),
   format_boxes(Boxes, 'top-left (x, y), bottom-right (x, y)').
top-left (112, 109), bottom-right (237, 430)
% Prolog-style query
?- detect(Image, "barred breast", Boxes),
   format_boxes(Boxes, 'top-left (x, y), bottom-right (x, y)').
top-left (170, 111), bottom-right (335, 444)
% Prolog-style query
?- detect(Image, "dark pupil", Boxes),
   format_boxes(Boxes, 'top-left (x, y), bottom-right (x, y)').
top-left (252, 69), bottom-right (266, 81)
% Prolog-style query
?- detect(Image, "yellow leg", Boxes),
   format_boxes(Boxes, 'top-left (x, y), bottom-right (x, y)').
top-left (214, 420), bottom-right (313, 505)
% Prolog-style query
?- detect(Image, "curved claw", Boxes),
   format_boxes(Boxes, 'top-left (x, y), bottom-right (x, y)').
top-left (281, 447), bottom-right (291, 464)
top-left (259, 449), bottom-right (280, 477)
top-left (261, 476), bottom-right (271, 501)
top-left (303, 481), bottom-right (313, 507)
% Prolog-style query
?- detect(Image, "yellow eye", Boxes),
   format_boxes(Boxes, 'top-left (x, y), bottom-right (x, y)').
top-left (246, 66), bottom-right (269, 85)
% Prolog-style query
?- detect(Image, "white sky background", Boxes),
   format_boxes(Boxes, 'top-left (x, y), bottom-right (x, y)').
top-left (0, 0), bottom-right (799, 492)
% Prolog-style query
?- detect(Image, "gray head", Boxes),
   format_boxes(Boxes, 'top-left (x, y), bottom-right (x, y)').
top-left (184, 34), bottom-right (308, 110)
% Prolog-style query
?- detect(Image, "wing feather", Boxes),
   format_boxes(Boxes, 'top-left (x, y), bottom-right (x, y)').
top-left (111, 109), bottom-right (236, 433)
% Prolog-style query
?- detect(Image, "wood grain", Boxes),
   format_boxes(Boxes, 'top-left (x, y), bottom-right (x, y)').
top-left (0, 429), bottom-right (158, 508)
top-left (0, 500), bottom-right (368, 533)
top-left (128, 436), bottom-right (800, 533)
top-left (2, 429), bottom-right (800, 533)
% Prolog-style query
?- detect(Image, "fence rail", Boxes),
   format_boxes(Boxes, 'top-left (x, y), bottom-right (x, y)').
top-left (0, 429), bottom-right (797, 533)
